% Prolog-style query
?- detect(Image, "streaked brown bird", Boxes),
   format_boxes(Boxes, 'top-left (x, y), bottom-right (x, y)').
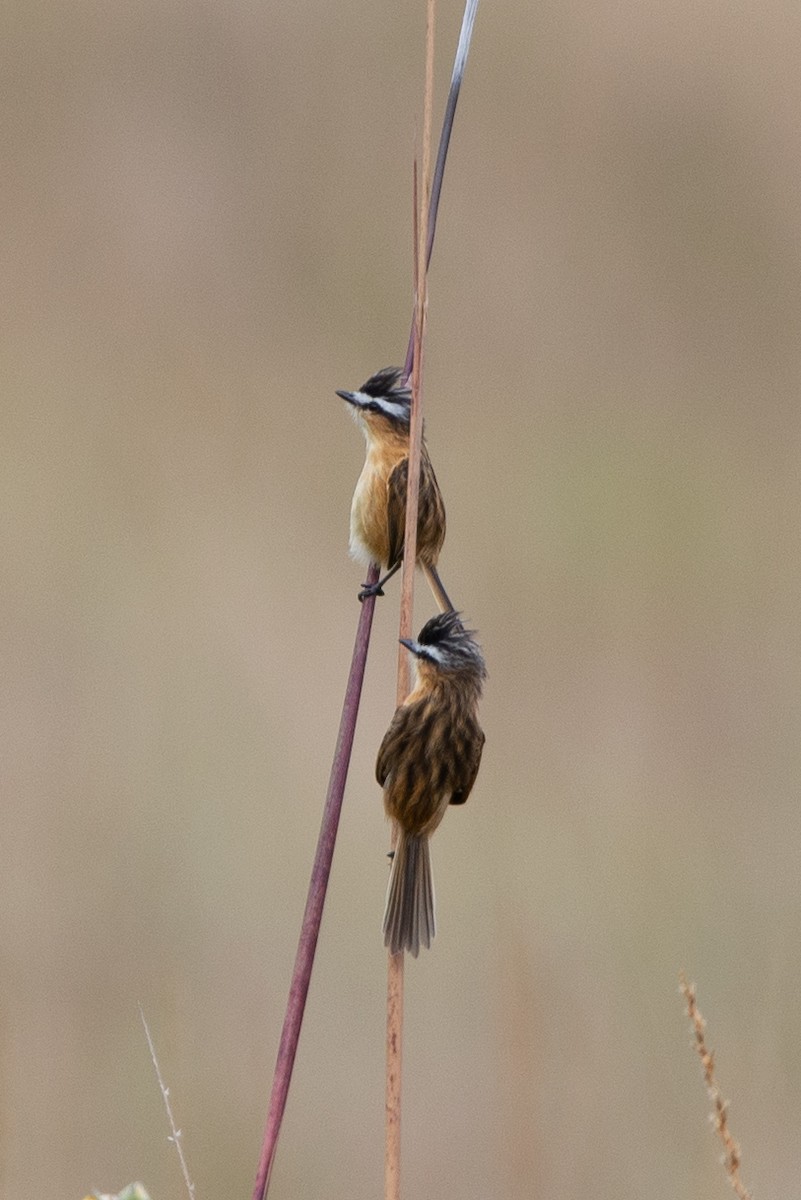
top-left (377, 610), bottom-right (486, 957)
top-left (336, 366), bottom-right (453, 611)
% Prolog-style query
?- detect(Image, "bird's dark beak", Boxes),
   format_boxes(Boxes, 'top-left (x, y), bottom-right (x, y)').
top-left (336, 389), bottom-right (357, 405)
top-left (399, 637), bottom-right (418, 654)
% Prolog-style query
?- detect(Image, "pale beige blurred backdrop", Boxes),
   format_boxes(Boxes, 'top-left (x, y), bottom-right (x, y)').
top-left (3, 1), bottom-right (801, 1196)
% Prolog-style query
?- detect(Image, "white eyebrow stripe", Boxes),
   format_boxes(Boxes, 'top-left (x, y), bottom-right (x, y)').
top-left (351, 392), bottom-right (409, 421)
top-left (421, 643), bottom-right (445, 663)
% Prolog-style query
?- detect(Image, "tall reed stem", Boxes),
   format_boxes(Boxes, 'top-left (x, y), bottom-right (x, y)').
top-left (385, 5), bottom-right (435, 1198)
top-left (252, 2), bottom-right (479, 1194)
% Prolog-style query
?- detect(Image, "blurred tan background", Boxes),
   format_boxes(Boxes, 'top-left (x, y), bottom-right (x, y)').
top-left (3, 0), bottom-right (801, 1196)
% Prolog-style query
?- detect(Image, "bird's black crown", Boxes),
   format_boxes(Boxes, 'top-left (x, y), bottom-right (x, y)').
top-left (359, 366), bottom-right (410, 402)
top-left (417, 610), bottom-right (466, 646)
top-left (414, 611), bottom-right (487, 681)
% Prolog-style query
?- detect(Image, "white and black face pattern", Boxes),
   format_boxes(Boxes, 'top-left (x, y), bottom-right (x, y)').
top-left (336, 366), bottom-right (411, 432)
top-left (401, 611), bottom-right (487, 681)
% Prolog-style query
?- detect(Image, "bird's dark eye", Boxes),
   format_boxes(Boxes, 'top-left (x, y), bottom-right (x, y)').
top-left (366, 402), bottom-right (381, 413)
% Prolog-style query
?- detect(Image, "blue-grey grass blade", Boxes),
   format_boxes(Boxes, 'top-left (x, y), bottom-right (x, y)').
top-left (427, 0), bottom-right (479, 270)
top-left (404, 0), bottom-right (480, 381)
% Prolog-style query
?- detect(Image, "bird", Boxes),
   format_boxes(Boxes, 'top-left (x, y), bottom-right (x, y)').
top-left (336, 366), bottom-right (453, 611)
top-left (376, 609), bottom-right (486, 956)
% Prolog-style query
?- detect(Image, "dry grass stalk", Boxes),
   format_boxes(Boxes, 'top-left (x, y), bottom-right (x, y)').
top-left (139, 1005), bottom-right (196, 1200)
top-left (679, 972), bottom-right (752, 1200)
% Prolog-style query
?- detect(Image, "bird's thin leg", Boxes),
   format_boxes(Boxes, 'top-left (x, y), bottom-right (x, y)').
top-left (422, 564), bottom-right (456, 614)
top-left (358, 561), bottom-right (402, 602)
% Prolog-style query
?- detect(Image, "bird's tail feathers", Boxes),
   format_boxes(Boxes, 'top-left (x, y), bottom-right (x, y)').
top-left (382, 831), bottom-right (435, 957)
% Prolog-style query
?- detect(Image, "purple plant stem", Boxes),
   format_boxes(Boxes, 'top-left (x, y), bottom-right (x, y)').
top-left (252, 6), bottom-right (480, 1192)
top-left (252, 563), bottom-right (379, 1200)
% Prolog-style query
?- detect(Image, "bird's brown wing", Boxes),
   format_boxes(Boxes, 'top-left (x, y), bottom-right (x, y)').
top-left (385, 458), bottom-right (409, 572)
top-left (417, 449), bottom-right (446, 565)
top-left (376, 701), bottom-right (415, 787)
top-left (449, 726), bottom-right (485, 806)
top-left (386, 451), bottom-right (446, 571)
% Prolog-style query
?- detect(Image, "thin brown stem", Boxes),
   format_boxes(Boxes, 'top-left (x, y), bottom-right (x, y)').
top-left (385, 7), bottom-right (435, 1200)
top-left (252, 566), bottom-right (379, 1200)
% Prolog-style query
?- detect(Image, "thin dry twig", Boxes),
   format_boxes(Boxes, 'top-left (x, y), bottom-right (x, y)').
top-left (139, 1005), bottom-right (196, 1200)
top-left (679, 972), bottom-right (753, 1200)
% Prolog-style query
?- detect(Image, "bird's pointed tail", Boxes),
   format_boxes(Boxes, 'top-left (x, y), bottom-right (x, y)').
top-left (382, 831), bottom-right (435, 957)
